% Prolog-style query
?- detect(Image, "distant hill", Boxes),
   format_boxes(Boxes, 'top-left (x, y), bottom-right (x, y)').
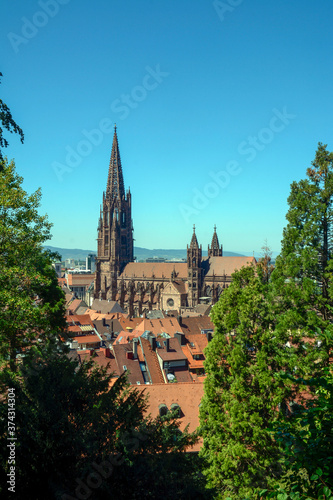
top-left (44, 246), bottom-right (245, 262)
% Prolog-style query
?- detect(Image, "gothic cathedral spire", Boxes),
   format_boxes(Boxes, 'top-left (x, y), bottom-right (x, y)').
top-left (94, 127), bottom-right (134, 300)
top-left (106, 125), bottom-right (125, 200)
top-left (189, 224), bottom-right (199, 249)
top-left (208, 225), bottom-right (223, 257)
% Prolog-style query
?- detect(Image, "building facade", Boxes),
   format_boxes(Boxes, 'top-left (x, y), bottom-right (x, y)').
top-left (94, 128), bottom-right (256, 316)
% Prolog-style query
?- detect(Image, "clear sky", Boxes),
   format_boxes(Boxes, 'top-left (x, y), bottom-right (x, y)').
top-left (1, 0), bottom-right (333, 255)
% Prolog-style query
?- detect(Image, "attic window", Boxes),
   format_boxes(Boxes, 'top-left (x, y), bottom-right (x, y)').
top-left (158, 403), bottom-right (168, 417)
top-left (170, 403), bottom-right (181, 418)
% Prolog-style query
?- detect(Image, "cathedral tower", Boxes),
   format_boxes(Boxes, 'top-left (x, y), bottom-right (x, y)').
top-left (208, 225), bottom-right (223, 257)
top-left (94, 127), bottom-right (133, 300)
top-left (187, 225), bottom-right (202, 307)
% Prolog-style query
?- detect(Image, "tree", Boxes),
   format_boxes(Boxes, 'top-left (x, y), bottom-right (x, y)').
top-left (262, 369), bottom-right (333, 500)
top-left (200, 143), bottom-right (333, 499)
top-left (199, 262), bottom-right (302, 499)
top-left (0, 72), bottom-right (24, 165)
top-left (261, 143), bottom-right (333, 499)
top-left (272, 142), bottom-right (333, 334)
top-left (0, 157), bottom-right (67, 373)
top-left (0, 350), bottom-right (208, 500)
top-left (199, 239), bottom-right (326, 499)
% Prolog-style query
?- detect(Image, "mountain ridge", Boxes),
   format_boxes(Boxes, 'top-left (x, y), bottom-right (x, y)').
top-left (44, 245), bottom-right (246, 261)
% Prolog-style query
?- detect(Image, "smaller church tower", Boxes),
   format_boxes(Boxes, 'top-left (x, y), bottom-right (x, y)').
top-left (187, 225), bottom-right (202, 307)
top-left (208, 225), bottom-right (223, 257)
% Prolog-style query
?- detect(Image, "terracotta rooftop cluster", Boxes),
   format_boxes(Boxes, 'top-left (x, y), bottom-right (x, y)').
top-left (64, 299), bottom-right (214, 451)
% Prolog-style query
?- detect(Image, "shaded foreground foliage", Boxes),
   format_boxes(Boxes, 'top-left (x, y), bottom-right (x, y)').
top-left (1, 352), bottom-right (209, 499)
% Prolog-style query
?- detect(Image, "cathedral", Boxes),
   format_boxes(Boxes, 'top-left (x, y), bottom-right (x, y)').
top-left (94, 128), bottom-right (256, 316)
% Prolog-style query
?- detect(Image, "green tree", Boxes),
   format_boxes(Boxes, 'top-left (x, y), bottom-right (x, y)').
top-left (262, 369), bottom-right (333, 500)
top-left (261, 143), bottom-right (333, 499)
top-left (199, 247), bottom-right (323, 498)
top-left (0, 157), bottom-right (67, 373)
top-left (0, 72), bottom-right (24, 164)
top-left (200, 263), bottom-right (296, 499)
top-left (272, 142), bottom-right (333, 339)
top-left (0, 350), bottom-right (208, 500)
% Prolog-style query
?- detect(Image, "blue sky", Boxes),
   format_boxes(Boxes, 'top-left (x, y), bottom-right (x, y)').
top-left (1, 0), bottom-right (333, 255)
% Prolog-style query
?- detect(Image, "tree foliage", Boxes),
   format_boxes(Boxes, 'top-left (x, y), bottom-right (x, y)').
top-left (0, 351), bottom-right (208, 499)
top-left (0, 72), bottom-right (24, 164)
top-left (200, 144), bottom-right (333, 499)
top-left (0, 157), bottom-right (67, 373)
top-left (199, 263), bottom-right (305, 499)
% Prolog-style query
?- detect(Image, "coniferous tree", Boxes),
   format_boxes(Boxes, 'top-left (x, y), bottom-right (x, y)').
top-left (200, 144), bottom-right (333, 499)
top-left (263, 143), bottom-right (333, 499)
top-left (272, 142), bottom-right (333, 363)
top-left (199, 263), bottom-right (300, 499)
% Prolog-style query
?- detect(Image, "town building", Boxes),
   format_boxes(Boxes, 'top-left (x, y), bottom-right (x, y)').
top-left (94, 127), bottom-right (256, 316)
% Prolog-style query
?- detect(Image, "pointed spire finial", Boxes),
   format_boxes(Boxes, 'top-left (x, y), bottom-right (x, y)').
top-left (208, 224), bottom-right (223, 257)
top-left (106, 127), bottom-right (125, 200)
top-left (190, 225), bottom-right (199, 249)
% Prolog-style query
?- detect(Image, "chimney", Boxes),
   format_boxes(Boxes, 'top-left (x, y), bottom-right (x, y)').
top-left (177, 315), bottom-right (182, 326)
top-left (174, 331), bottom-right (184, 346)
top-left (100, 347), bottom-right (111, 358)
top-left (133, 338), bottom-right (138, 359)
top-left (165, 338), bottom-right (169, 351)
top-left (102, 317), bottom-right (106, 326)
top-left (149, 334), bottom-right (156, 351)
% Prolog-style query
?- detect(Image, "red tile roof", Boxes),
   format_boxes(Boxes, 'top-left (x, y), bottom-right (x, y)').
top-left (203, 256), bottom-right (256, 277)
top-left (112, 343), bottom-right (145, 385)
top-left (139, 338), bottom-right (165, 384)
top-left (118, 317), bottom-right (145, 330)
top-left (120, 262), bottom-right (187, 280)
top-left (156, 337), bottom-right (188, 362)
top-left (75, 335), bottom-right (100, 344)
top-left (179, 316), bottom-right (214, 336)
top-left (136, 317), bottom-right (183, 336)
top-left (136, 382), bottom-right (204, 451)
top-left (66, 314), bottom-right (94, 327)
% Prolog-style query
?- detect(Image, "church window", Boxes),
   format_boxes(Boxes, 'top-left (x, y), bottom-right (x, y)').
top-left (193, 282), bottom-right (196, 288)
top-left (105, 235), bottom-right (108, 245)
top-left (121, 236), bottom-right (127, 246)
top-left (167, 298), bottom-right (174, 307)
top-left (193, 272), bottom-right (196, 278)
top-left (192, 258), bottom-right (196, 267)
